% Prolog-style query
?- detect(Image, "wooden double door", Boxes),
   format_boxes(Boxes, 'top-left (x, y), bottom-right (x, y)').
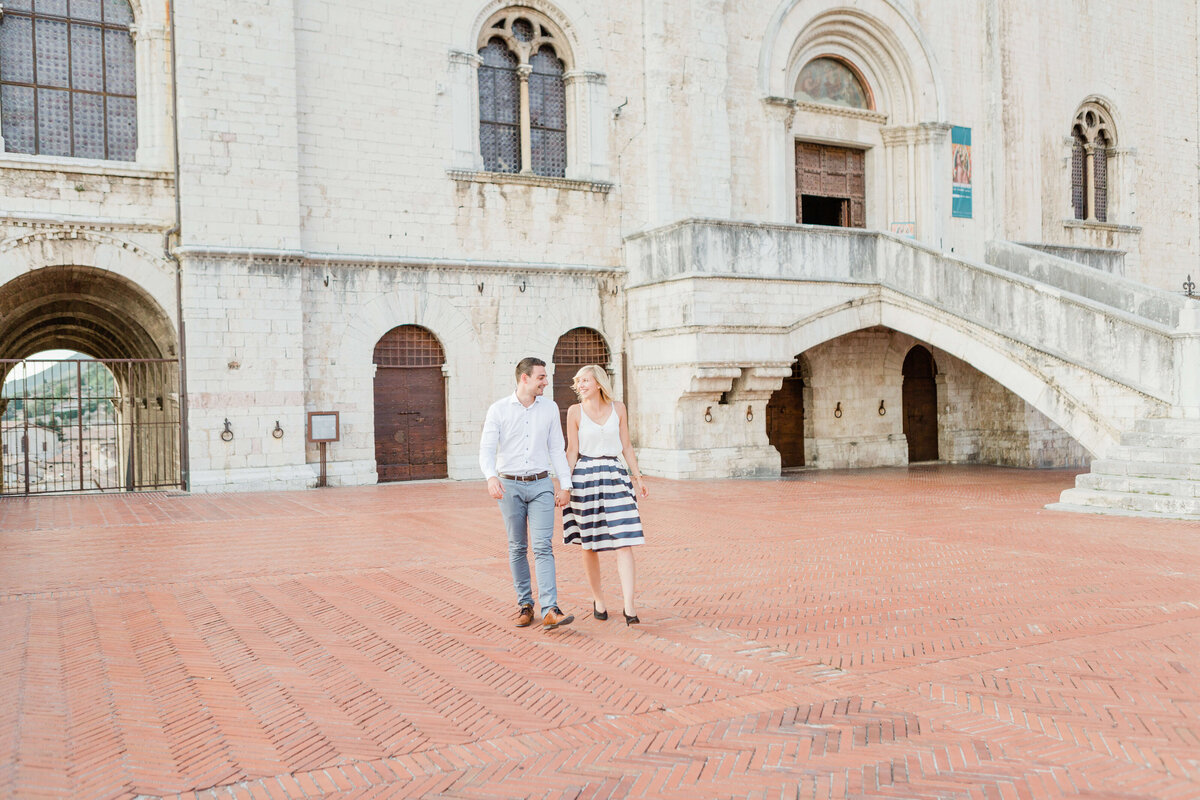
top-left (796, 142), bottom-right (866, 228)
top-left (373, 326), bottom-right (447, 482)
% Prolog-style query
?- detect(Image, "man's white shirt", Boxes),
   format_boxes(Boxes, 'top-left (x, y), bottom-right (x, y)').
top-left (479, 393), bottom-right (573, 489)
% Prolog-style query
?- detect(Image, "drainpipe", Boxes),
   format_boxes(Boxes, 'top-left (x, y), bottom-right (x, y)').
top-left (163, 0), bottom-right (189, 490)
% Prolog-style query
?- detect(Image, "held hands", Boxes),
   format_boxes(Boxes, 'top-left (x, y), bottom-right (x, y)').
top-left (487, 476), bottom-right (504, 499)
top-left (554, 488), bottom-right (571, 508)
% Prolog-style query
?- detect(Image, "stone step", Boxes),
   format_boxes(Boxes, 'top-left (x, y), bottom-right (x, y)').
top-left (1055, 487), bottom-right (1200, 520)
top-left (1111, 445), bottom-right (1200, 465)
top-left (1133, 417), bottom-right (1200, 435)
top-left (1075, 472), bottom-right (1200, 497)
top-left (1120, 431), bottom-right (1200, 449)
top-left (1089, 459), bottom-right (1200, 481)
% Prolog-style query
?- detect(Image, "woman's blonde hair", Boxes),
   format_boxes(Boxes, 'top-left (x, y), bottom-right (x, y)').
top-left (572, 364), bottom-right (615, 403)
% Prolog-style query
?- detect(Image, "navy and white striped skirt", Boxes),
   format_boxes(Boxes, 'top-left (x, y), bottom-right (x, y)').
top-left (562, 455), bottom-right (645, 550)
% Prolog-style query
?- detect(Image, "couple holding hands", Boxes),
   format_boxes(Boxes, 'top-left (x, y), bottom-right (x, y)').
top-left (479, 357), bottom-right (647, 630)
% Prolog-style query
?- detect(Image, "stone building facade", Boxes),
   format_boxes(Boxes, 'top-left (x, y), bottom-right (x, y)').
top-left (1, 0), bottom-right (1198, 513)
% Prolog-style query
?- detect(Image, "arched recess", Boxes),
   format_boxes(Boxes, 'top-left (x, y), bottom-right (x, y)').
top-left (760, 0), bottom-right (944, 122)
top-left (372, 325), bottom-right (448, 482)
top-left (766, 354), bottom-right (811, 468)
top-left (774, 296), bottom-right (1134, 459)
top-left (552, 327), bottom-right (611, 434)
top-left (0, 265), bottom-right (180, 493)
top-left (901, 345), bottom-right (938, 462)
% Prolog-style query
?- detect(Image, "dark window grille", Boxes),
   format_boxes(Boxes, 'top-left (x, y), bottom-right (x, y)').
top-left (553, 327), bottom-right (610, 366)
top-left (373, 325), bottom-right (446, 368)
top-left (478, 39), bottom-right (520, 173)
top-left (529, 46), bottom-right (566, 177)
top-left (1070, 132), bottom-right (1086, 220)
top-left (1093, 133), bottom-right (1108, 223)
top-left (0, 0), bottom-right (136, 160)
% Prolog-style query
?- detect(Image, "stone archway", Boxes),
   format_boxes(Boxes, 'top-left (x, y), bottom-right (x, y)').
top-left (901, 345), bottom-right (938, 462)
top-left (0, 265), bottom-right (180, 493)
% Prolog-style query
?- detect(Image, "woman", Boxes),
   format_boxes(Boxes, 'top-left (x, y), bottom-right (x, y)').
top-left (562, 364), bottom-right (648, 625)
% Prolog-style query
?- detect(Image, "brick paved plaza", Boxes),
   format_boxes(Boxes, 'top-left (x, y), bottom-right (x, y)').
top-left (2, 466), bottom-right (1198, 799)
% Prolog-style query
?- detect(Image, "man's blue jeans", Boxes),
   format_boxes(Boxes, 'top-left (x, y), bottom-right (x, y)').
top-left (498, 477), bottom-right (558, 611)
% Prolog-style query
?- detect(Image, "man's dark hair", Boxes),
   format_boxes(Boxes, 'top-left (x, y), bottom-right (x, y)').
top-left (515, 357), bottom-right (546, 382)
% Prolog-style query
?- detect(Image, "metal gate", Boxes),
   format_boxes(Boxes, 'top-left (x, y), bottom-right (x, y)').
top-left (0, 358), bottom-right (182, 494)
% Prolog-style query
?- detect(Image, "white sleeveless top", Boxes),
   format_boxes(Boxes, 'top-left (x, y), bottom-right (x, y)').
top-left (577, 404), bottom-right (622, 457)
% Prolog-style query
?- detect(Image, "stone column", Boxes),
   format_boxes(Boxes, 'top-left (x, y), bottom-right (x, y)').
top-left (517, 64), bottom-right (533, 174)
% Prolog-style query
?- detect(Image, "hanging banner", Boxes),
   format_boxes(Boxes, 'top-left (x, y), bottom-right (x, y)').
top-left (951, 126), bottom-right (972, 219)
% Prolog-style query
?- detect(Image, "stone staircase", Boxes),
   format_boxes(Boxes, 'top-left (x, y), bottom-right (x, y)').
top-left (1051, 418), bottom-right (1200, 521)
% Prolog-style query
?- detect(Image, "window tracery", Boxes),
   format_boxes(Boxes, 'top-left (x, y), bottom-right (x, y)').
top-left (477, 9), bottom-right (568, 177)
top-left (1071, 103), bottom-right (1115, 223)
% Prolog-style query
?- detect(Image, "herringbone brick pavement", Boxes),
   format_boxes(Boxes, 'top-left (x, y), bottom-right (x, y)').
top-left (2, 465), bottom-right (1198, 799)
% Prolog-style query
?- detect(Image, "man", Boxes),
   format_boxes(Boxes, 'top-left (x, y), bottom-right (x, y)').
top-left (479, 357), bottom-right (575, 629)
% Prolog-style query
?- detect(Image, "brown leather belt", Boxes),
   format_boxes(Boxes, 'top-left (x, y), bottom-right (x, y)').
top-left (499, 471), bottom-right (549, 482)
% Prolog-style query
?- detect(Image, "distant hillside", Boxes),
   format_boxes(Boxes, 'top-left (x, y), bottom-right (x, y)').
top-left (2, 357), bottom-right (118, 426)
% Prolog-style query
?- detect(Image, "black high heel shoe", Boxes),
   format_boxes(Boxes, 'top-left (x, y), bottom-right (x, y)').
top-left (623, 610), bottom-right (640, 626)
top-left (593, 602), bottom-right (608, 621)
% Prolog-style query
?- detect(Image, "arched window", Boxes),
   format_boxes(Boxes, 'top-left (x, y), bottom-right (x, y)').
top-left (477, 9), bottom-right (568, 177)
top-left (0, 0), bottom-right (137, 161)
top-left (1070, 103), bottom-right (1115, 223)
top-left (794, 57), bottom-right (872, 110)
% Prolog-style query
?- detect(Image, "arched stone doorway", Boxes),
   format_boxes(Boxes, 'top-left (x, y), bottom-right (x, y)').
top-left (552, 327), bottom-right (611, 434)
top-left (766, 356), bottom-right (809, 468)
top-left (902, 345), bottom-right (938, 462)
top-left (372, 325), bottom-right (447, 481)
top-left (0, 266), bottom-right (180, 494)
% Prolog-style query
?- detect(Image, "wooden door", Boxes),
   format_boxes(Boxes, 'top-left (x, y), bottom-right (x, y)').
top-left (796, 142), bottom-right (865, 227)
top-left (373, 326), bottom-right (447, 482)
top-left (902, 346), bottom-right (938, 462)
top-left (766, 371), bottom-right (805, 468)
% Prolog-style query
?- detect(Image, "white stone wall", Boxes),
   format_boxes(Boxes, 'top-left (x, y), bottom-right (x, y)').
top-left (303, 261), bottom-right (622, 484)
top-left (181, 256), bottom-right (311, 492)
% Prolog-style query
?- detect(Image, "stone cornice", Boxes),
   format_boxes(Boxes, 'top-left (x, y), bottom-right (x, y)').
top-left (880, 122), bottom-right (951, 146)
top-left (447, 168), bottom-right (613, 194)
top-left (793, 99), bottom-right (887, 125)
top-left (172, 246), bottom-right (624, 278)
top-left (0, 211), bottom-right (171, 234)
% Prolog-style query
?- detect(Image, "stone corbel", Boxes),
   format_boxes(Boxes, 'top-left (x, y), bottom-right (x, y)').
top-left (727, 366), bottom-right (793, 401)
top-left (681, 367), bottom-right (742, 400)
top-left (762, 96), bottom-right (798, 129)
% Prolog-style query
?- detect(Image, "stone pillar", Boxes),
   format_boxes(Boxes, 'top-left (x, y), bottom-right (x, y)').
top-left (762, 97), bottom-right (798, 224)
top-left (564, 70), bottom-right (609, 181)
top-left (131, 21), bottom-right (172, 167)
top-left (881, 123), bottom-right (951, 245)
top-left (447, 50), bottom-right (484, 172)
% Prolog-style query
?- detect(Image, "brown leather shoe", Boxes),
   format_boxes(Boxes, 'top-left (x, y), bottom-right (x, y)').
top-left (542, 607), bottom-right (574, 629)
top-left (515, 604), bottom-right (535, 627)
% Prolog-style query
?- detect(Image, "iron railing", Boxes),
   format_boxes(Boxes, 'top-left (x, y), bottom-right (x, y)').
top-left (0, 358), bottom-right (181, 495)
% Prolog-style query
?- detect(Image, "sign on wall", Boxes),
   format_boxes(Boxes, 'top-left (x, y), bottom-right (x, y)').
top-left (951, 126), bottom-right (972, 218)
